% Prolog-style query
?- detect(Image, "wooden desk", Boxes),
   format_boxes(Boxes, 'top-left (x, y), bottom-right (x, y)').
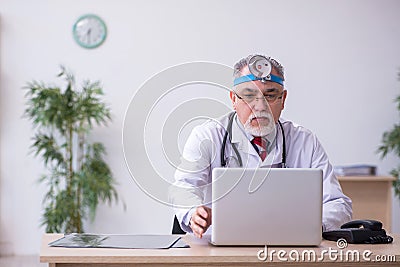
top-left (338, 176), bottom-right (395, 231)
top-left (41, 234), bottom-right (399, 266)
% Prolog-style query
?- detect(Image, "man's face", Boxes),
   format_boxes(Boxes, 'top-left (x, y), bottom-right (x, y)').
top-left (230, 66), bottom-right (287, 136)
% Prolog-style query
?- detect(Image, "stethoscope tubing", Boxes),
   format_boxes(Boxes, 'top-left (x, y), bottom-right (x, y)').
top-left (221, 112), bottom-right (286, 168)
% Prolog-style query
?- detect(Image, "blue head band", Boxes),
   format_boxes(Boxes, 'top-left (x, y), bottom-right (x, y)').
top-left (233, 55), bottom-right (284, 87)
top-left (233, 73), bottom-right (284, 86)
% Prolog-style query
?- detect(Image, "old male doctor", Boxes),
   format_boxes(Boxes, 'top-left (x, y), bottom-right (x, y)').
top-left (170, 54), bottom-right (352, 238)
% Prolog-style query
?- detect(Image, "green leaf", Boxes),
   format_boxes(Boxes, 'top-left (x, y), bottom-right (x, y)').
top-left (30, 133), bottom-right (65, 167)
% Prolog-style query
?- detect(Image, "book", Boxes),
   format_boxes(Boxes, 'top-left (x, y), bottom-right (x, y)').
top-left (333, 164), bottom-right (377, 176)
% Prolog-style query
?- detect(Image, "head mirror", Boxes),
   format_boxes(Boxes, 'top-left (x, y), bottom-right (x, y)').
top-left (248, 55), bottom-right (272, 79)
top-left (233, 55), bottom-right (284, 87)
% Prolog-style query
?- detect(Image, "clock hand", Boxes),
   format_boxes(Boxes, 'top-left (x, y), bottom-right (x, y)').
top-left (86, 28), bottom-right (92, 43)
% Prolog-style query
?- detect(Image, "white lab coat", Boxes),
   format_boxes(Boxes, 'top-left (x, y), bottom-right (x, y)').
top-left (169, 112), bottom-right (352, 233)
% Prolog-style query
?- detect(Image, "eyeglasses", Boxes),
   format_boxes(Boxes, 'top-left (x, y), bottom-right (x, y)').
top-left (234, 91), bottom-right (284, 104)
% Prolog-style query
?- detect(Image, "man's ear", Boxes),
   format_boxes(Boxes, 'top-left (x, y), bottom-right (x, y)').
top-left (230, 91), bottom-right (236, 109)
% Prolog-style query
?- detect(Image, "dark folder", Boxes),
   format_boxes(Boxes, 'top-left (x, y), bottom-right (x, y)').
top-left (49, 233), bottom-right (189, 249)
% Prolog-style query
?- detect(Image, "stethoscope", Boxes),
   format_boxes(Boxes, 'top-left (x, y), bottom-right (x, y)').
top-left (220, 112), bottom-right (287, 168)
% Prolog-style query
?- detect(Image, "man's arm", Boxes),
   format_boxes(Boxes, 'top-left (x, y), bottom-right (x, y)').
top-left (311, 135), bottom-right (352, 231)
top-left (168, 125), bottom-right (217, 234)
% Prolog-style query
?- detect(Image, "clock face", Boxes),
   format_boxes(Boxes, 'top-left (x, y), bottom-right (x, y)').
top-left (73, 14), bottom-right (107, 49)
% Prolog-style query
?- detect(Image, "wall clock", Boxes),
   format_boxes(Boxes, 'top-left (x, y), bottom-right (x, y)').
top-left (73, 14), bottom-right (107, 49)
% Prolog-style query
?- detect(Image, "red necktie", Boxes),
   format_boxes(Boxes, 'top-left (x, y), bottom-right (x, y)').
top-left (252, 136), bottom-right (267, 161)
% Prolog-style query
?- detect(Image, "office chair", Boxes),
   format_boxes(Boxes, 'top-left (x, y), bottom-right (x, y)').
top-left (172, 215), bottom-right (186, 234)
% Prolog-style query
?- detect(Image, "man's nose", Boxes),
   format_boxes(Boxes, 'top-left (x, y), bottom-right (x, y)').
top-left (253, 97), bottom-right (269, 111)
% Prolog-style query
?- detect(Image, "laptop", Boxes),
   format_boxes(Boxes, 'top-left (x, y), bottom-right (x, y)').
top-left (210, 168), bottom-right (322, 246)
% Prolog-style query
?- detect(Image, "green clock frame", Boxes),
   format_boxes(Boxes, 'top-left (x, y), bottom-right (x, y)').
top-left (73, 14), bottom-right (107, 49)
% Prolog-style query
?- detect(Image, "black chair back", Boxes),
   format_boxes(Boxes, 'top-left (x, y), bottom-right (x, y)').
top-left (172, 215), bottom-right (186, 234)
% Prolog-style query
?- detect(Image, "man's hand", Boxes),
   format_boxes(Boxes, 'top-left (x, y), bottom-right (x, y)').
top-left (190, 206), bottom-right (212, 238)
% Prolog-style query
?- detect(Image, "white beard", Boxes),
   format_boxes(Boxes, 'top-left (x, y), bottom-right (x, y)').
top-left (244, 111), bottom-right (275, 137)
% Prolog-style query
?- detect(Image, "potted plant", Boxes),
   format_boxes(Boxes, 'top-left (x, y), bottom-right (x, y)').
top-left (24, 66), bottom-right (119, 233)
top-left (378, 93), bottom-right (400, 200)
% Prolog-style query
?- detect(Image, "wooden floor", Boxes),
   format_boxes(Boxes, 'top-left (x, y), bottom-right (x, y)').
top-left (0, 255), bottom-right (47, 267)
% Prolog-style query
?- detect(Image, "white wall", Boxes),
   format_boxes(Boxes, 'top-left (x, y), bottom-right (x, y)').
top-left (1, 0), bottom-right (399, 255)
